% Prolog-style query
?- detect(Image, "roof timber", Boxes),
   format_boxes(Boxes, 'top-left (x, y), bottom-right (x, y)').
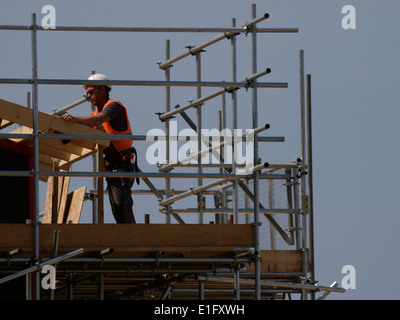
top-left (0, 98), bottom-right (110, 180)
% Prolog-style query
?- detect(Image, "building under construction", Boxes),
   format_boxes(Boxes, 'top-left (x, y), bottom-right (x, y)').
top-left (0, 4), bottom-right (345, 300)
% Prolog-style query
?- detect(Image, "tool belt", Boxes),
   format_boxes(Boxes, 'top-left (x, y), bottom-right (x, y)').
top-left (119, 146), bottom-right (140, 185)
top-left (104, 146), bottom-right (140, 185)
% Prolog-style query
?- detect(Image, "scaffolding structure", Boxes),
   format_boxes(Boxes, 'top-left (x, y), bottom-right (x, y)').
top-left (0, 4), bottom-right (345, 300)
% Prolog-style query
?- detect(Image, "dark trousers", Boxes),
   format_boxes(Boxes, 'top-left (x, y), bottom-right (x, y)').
top-left (104, 155), bottom-right (136, 224)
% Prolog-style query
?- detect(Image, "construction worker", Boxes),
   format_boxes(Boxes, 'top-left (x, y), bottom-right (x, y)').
top-left (61, 73), bottom-right (137, 223)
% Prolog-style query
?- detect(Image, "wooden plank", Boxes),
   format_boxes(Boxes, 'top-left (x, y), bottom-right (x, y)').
top-left (38, 163), bottom-right (55, 182)
top-left (57, 176), bottom-right (71, 223)
top-left (0, 224), bottom-right (303, 275)
top-left (0, 99), bottom-right (109, 182)
top-left (39, 152), bottom-right (54, 167)
top-left (8, 127), bottom-right (96, 173)
top-left (0, 98), bottom-right (110, 148)
top-left (42, 178), bottom-right (54, 224)
top-left (0, 99), bottom-right (52, 133)
top-left (7, 127), bottom-right (69, 171)
top-left (51, 161), bottom-right (60, 223)
top-left (58, 149), bottom-right (96, 171)
top-left (42, 176), bottom-right (64, 224)
top-left (9, 126), bottom-right (94, 157)
top-left (46, 129), bottom-right (98, 151)
top-left (0, 119), bottom-right (13, 130)
top-left (7, 125), bottom-right (34, 144)
top-left (48, 116), bottom-right (110, 148)
top-left (39, 137), bottom-right (91, 157)
top-left (43, 165), bottom-right (72, 223)
top-left (37, 143), bottom-right (72, 161)
top-left (64, 186), bottom-right (86, 224)
top-left (0, 224), bottom-right (255, 257)
top-left (248, 250), bottom-right (304, 275)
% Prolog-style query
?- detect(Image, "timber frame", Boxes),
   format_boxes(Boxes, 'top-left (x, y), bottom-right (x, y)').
top-left (0, 98), bottom-right (110, 180)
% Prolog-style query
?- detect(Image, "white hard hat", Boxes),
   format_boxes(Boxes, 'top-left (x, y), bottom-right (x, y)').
top-left (83, 73), bottom-right (112, 91)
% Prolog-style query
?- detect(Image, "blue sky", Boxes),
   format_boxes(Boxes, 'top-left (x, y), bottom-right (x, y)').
top-left (1, 0), bottom-right (399, 300)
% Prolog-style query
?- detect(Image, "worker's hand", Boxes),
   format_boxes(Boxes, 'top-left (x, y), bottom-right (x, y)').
top-left (61, 113), bottom-right (76, 123)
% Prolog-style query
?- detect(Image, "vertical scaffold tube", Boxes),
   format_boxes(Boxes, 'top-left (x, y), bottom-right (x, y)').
top-left (231, 18), bottom-right (239, 225)
top-left (220, 90), bottom-right (227, 224)
top-left (299, 50), bottom-right (309, 299)
top-left (90, 70), bottom-right (98, 223)
top-left (306, 74), bottom-right (315, 299)
top-left (299, 50), bottom-right (306, 191)
top-left (30, 13), bottom-right (40, 300)
top-left (231, 17), bottom-right (240, 299)
top-left (251, 3), bottom-right (261, 300)
top-left (165, 39), bottom-right (172, 224)
top-left (196, 52), bottom-right (203, 224)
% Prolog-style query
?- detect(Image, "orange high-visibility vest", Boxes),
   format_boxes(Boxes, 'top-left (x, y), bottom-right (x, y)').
top-left (93, 99), bottom-right (133, 152)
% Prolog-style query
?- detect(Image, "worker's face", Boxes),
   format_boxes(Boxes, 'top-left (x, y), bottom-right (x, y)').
top-left (86, 86), bottom-right (107, 107)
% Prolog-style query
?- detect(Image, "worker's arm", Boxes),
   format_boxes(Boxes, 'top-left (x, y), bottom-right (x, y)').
top-left (61, 112), bottom-right (110, 128)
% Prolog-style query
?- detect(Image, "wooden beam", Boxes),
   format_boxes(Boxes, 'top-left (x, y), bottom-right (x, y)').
top-left (39, 138), bottom-right (93, 158)
top-left (36, 143), bottom-right (72, 162)
top-left (0, 224), bottom-right (302, 275)
top-left (0, 99), bottom-right (113, 183)
top-left (57, 176), bottom-right (71, 223)
top-left (64, 186), bottom-right (87, 224)
top-left (39, 152), bottom-right (55, 168)
top-left (43, 176), bottom-right (62, 224)
top-left (9, 125), bottom-right (98, 158)
top-left (0, 119), bottom-right (13, 130)
top-left (51, 161), bottom-right (60, 223)
top-left (38, 163), bottom-right (57, 182)
top-left (8, 126), bottom-right (97, 171)
top-left (9, 126), bottom-right (91, 157)
top-left (0, 98), bottom-right (110, 148)
top-left (246, 250), bottom-right (304, 275)
top-left (7, 125), bottom-right (34, 144)
top-left (0, 224), bottom-right (255, 258)
top-left (0, 99), bottom-right (52, 132)
top-left (43, 166), bottom-right (72, 223)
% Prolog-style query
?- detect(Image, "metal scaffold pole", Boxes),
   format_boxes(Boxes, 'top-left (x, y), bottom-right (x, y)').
top-left (90, 70), bottom-right (98, 224)
top-left (196, 51), bottom-right (204, 225)
top-left (231, 17), bottom-right (240, 300)
top-left (0, 24), bottom-right (298, 34)
top-left (231, 17), bottom-right (239, 225)
top-left (306, 73), bottom-right (315, 299)
top-left (251, 3), bottom-right (261, 300)
top-left (164, 39), bottom-right (172, 224)
top-left (30, 13), bottom-right (40, 301)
